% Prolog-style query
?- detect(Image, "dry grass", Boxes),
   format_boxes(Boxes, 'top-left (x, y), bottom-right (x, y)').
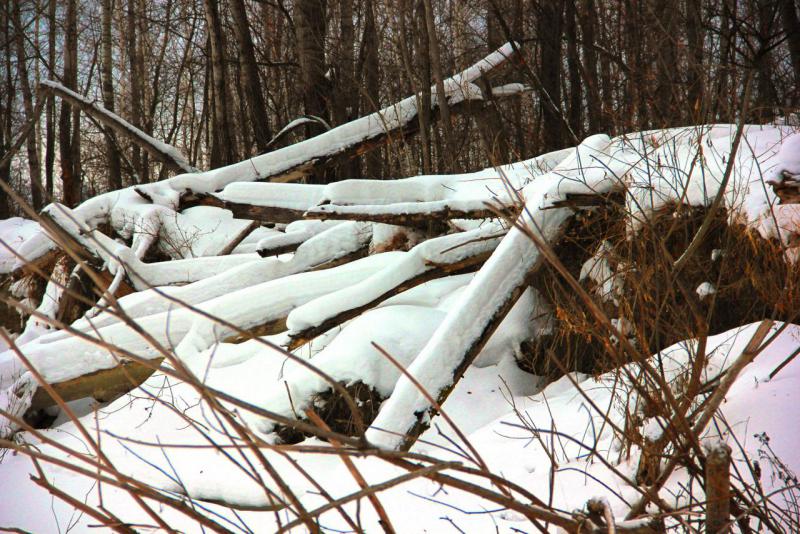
top-left (518, 202), bottom-right (800, 379)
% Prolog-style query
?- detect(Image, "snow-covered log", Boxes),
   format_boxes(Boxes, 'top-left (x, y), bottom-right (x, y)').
top-left (7, 251), bottom-right (401, 414)
top-left (304, 200), bottom-right (501, 227)
top-left (40, 80), bottom-right (197, 174)
top-left (256, 220), bottom-right (343, 257)
top-left (285, 223), bottom-right (505, 349)
top-left (365, 134), bottom-right (632, 450)
top-left (168, 43), bottom-right (524, 191)
top-left (180, 182), bottom-right (324, 224)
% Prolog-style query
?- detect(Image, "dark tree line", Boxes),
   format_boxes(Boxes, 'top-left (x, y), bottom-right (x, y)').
top-left (0, 0), bottom-right (799, 215)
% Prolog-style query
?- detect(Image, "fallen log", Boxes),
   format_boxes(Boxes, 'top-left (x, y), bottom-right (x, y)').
top-left (17, 252), bottom-right (402, 413)
top-left (27, 356), bottom-right (159, 411)
top-left (285, 225), bottom-right (505, 350)
top-left (304, 200), bottom-right (505, 227)
top-left (180, 193), bottom-right (309, 225)
top-left (12, 44), bottom-right (526, 273)
top-left (364, 134), bottom-right (620, 450)
top-left (169, 42), bottom-right (523, 191)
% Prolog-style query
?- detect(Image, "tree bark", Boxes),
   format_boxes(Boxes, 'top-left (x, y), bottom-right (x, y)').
top-left (781, 0), bottom-right (800, 103)
top-left (537, 0), bottom-right (565, 151)
top-left (422, 0), bottom-right (455, 172)
top-left (101, 0), bottom-right (123, 191)
top-left (59, 0), bottom-right (81, 207)
top-left (230, 0), bottom-right (272, 153)
top-left (414, 0), bottom-right (433, 173)
top-left (203, 0), bottom-right (238, 167)
top-left (754, 0), bottom-right (779, 122)
top-left (685, 0), bottom-right (705, 120)
top-left (565, 0), bottom-right (582, 140)
top-left (362, 0), bottom-right (381, 178)
top-left (579, 0), bottom-right (601, 133)
top-left (126, 0), bottom-right (144, 183)
top-left (295, 0), bottom-right (330, 135)
top-left (11, 1), bottom-right (43, 209)
top-left (0, 3), bottom-right (12, 219)
top-left (44, 0), bottom-right (56, 199)
top-left (295, 0), bottom-right (331, 182)
top-left (654, 0), bottom-right (680, 126)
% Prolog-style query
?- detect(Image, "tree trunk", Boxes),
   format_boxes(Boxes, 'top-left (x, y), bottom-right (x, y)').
top-left (781, 0), bottom-right (800, 104)
top-left (203, 0), bottom-right (238, 167)
top-left (295, 0), bottom-right (330, 133)
top-left (11, 1), bottom-right (43, 209)
top-left (714, 0), bottom-right (735, 121)
top-left (334, 0), bottom-right (358, 178)
top-left (230, 0), bottom-right (272, 154)
top-left (0, 3), bottom-right (12, 219)
top-left (537, 0), bottom-right (565, 151)
top-left (755, 0), bottom-right (779, 121)
top-left (422, 0), bottom-right (455, 172)
top-left (126, 0), bottom-right (143, 183)
top-left (59, 0), bottom-right (81, 207)
top-left (566, 0), bottom-right (582, 139)
top-left (362, 0), bottom-right (381, 178)
top-left (45, 0), bottom-right (56, 199)
top-left (580, 0), bottom-right (601, 133)
top-left (414, 0), bottom-right (433, 173)
top-left (685, 0), bottom-right (705, 120)
top-left (654, 0), bottom-right (679, 126)
top-left (101, 0), bottom-right (122, 191)
top-left (295, 0), bottom-right (331, 182)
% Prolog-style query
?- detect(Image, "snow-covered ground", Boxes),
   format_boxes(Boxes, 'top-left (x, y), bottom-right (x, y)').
top-left (0, 322), bottom-right (798, 532)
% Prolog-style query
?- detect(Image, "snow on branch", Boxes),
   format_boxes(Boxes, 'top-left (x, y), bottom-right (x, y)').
top-left (40, 80), bottom-right (197, 174)
top-left (168, 42), bottom-right (523, 192)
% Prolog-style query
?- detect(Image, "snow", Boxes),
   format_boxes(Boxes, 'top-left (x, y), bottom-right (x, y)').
top-left (696, 281), bottom-right (717, 299)
top-left (286, 223), bottom-right (504, 333)
top-left (215, 182), bottom-right (325, 210)
top-left (771, 132), bottom-right (800, 177)
top-left (0, 217), bottom-right (39, 273)
top-left (0, 252), bottom-right (401, 393)
top-left (366, 134), bottom-right (618, 449)
top-left (256, 220), bottom-right (342, 256)
top-left (1, 322), bottom-right (798, 532)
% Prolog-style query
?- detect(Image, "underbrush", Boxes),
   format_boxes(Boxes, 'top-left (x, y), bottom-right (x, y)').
top-left (519, 202), bottom-right (800, 379)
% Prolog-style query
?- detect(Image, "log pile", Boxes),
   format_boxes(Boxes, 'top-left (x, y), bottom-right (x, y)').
top-left (0, 46), bottom-right (797, 472)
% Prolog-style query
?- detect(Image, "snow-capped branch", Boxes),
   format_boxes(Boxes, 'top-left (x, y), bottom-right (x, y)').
top-left (40, 80), bottom-right (197, 174)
